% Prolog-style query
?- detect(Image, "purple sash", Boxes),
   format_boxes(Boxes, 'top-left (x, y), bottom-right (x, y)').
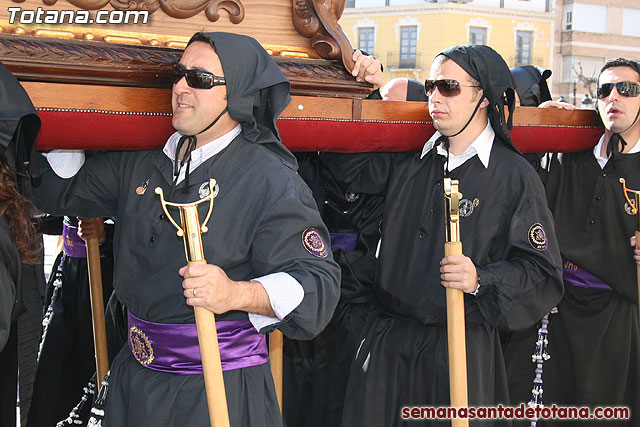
top-left (62, 224), bottom-right (88, 258)
top-left (330, 232), bottom-right (358, 252)
top-left (127, 311), bottom-right (268, 375)
top-left (563, 261), bottom-right (613, 291)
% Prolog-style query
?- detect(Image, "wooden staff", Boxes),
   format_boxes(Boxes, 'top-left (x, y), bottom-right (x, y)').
top-left (620, 178), bottom-right (640, 325)
top-left (84, 218), bottom-right (109, 391)
top-left (443, 178), bottom-right (469, 427)
top-left (156, 180), bottom-right (230, 427)
top-left (269, 330), bottom-right (284, 413)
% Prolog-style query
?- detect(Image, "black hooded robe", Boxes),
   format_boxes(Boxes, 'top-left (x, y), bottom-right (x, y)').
top-left (27, 216), bottom-right (116, 427)
top-left (0, 61), bottom-right (42, 427)
top-left (31, 33), bottom-right (340, 427)
top-left (538, 148), bottom-right (640, 426)
top-left (284, 151), bottom-right (387, 427)
top-left (341, 44), bottom-right (562, 427)
top-left (0, 218), bottom-right (22, 427)
top-left (340, 141), bottom-right (563, 427)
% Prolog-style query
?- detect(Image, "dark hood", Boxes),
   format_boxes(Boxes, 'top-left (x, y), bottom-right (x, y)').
top-left (187, 32), bottom-right (296, 170)
top-left (510, 65), bottom-right (552, 107)
top-left (0, 62), bottom-right (40, 175)
top-left (439, 45), bottom-right (517, 152)
top-left (407, 79), bottom-right (428, 102)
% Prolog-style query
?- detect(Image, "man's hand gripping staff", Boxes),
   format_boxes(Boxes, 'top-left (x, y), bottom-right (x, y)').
top-left (156, 179), bottom-right (230, 427)
top-left (443, 178), bottom-right (469, 427)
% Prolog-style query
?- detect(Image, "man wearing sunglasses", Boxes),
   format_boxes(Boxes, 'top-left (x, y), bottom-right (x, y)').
top-left (342, 45), bottom-right (562, 426)
top-left (537, 58), bottom-right (640, 425)
top-left (30, 32), bottom-right (342, 426)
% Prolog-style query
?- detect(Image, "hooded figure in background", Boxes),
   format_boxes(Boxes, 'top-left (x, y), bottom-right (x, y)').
top-left (30, 32), bottom-right (340, 427)
top-left (341, 44), bottom-right (562, 427)
top-left (0, 62), bottom-right (44, 427)
top-left (510, 65), bottom-right (554, 171)
top-left (511, 65), bottom-right (552, 108)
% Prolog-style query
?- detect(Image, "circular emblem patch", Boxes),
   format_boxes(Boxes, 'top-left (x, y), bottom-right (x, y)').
top-left (528, 223), bottom-right (548, 251)
top-left (199, 181), bottom-right (219, 200)
top-left (459, 198), bottom-right (474, 217)
top-left (302, 228), bottom-right (328, 258)
top-left (129, 326), bottom-right (154, 365)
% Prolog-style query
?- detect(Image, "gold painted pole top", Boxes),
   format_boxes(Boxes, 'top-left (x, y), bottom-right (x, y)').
top-left (155, 179), bottom-right (217, 262)
top-left (620, 178), bottom-right (640, 230)
top-left (444, 178), bottom-right (462, 243)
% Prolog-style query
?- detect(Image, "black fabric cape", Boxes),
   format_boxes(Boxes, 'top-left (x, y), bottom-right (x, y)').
top-left (0, 218), bottom-right (21, 427)
top-left (342, 140), bottom-right (563, 427)
top-left (27, 218), bottom-right (116, 427)
top-left (538, 148), bottom-right (640, 426)
top-left (0, 218), bottom-right (19, 353)
top-left (283, 152), bottom-right (386, 427)
top-left (0, 61), bottom-right (42, 427)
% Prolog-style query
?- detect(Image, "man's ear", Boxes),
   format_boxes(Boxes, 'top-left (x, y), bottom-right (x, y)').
top-left (480, 97), bottom-right (490, 108)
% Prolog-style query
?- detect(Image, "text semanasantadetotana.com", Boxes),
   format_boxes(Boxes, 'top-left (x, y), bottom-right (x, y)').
top-left (401, 404), bottom-right (630, 421)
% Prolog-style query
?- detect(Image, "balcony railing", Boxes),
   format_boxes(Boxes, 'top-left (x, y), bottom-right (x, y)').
top-left (386, 51), bottom-right (423, 70)
top-left (509, 56), bottom-right (545, 67)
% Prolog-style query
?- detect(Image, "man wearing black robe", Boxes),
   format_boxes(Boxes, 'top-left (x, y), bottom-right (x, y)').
top-left (31, 32), bottom-right (340, 426)
top-left (341, 45), bottom-right (563, 427)
top-left (540, 58), bottom-right (640, 426)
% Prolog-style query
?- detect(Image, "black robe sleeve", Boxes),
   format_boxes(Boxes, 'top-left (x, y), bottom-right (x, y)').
top-left (474, 193), bottom-right (564, 331)
top-left (250, 181), bottom-right (341, 339)
top-left (31, 151), bottom-right (122, 218)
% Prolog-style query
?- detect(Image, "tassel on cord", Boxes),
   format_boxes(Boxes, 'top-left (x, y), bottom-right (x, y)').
top-left (528, 307), bottom-right (558, 427)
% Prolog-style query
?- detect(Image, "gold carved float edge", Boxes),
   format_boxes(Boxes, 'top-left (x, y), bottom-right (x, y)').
top-left (0, 33), bottom-right (372, 97)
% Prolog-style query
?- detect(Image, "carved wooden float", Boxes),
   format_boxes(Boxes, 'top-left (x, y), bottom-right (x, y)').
top-left (27, 81), bottom-right (602, 153)
top-left (0, 0), bottom-right (603, 152)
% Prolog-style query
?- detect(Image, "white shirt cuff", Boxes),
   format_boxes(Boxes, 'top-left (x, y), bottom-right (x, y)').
top-left (42, 150), bottom-right (85, 178)
top-left (248, 272), bottom-right (304, 332)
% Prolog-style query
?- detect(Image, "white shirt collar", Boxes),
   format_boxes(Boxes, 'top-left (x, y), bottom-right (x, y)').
top-left (420, 120), bottom-right (494, 171)
top-left (593, 133), bottom-right (640, 169)
top-left (163, 124), bottom-right (242, 184)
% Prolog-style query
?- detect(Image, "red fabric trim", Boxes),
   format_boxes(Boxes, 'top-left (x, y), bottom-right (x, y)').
top-left (35, 111), bottom-right (601, 153)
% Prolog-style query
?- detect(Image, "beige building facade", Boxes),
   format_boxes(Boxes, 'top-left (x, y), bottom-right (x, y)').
top-left (339, 0), bottom-right (555, 86)
top-left (553, 0), bottom-right (640, 106)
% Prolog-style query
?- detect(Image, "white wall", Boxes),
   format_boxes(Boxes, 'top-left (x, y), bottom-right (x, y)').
top-left (622, 8), bottom-right (640, 38)
top-left (566, 3), bottom-right (607, 34)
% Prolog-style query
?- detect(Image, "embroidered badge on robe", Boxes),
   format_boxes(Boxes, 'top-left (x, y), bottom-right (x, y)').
top-left (458, 198), bottom-right (480, 217)
top-left (199, 181), bottom-right (220, 200)
top-left (528, 223), bottom-right (548, 251)
top-left (129, 326), bottom-right (154, 365)
top-left (302, 228), bottom-right (328, 258)
top-left (625, 200), bottom-right (636, 216)
top-left (136, 179), bottom-right (149, 195)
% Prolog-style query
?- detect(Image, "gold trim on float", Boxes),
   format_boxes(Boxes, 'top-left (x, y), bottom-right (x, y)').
top-left (103, 35), bottom-right (142, 44)
top-left (34, 29), bottom-right (75, 38)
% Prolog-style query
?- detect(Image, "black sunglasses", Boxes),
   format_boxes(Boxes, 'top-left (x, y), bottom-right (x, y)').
top-left (424, 79), bottom-right (481, 97)
top-left (596, 81), bottom-right (640, 99)
top-left (171, 64), bottom-right (226, 89)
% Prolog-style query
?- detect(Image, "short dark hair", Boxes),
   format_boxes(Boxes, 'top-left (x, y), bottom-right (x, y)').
top-left (598, 58), bottom-right (640, 83)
